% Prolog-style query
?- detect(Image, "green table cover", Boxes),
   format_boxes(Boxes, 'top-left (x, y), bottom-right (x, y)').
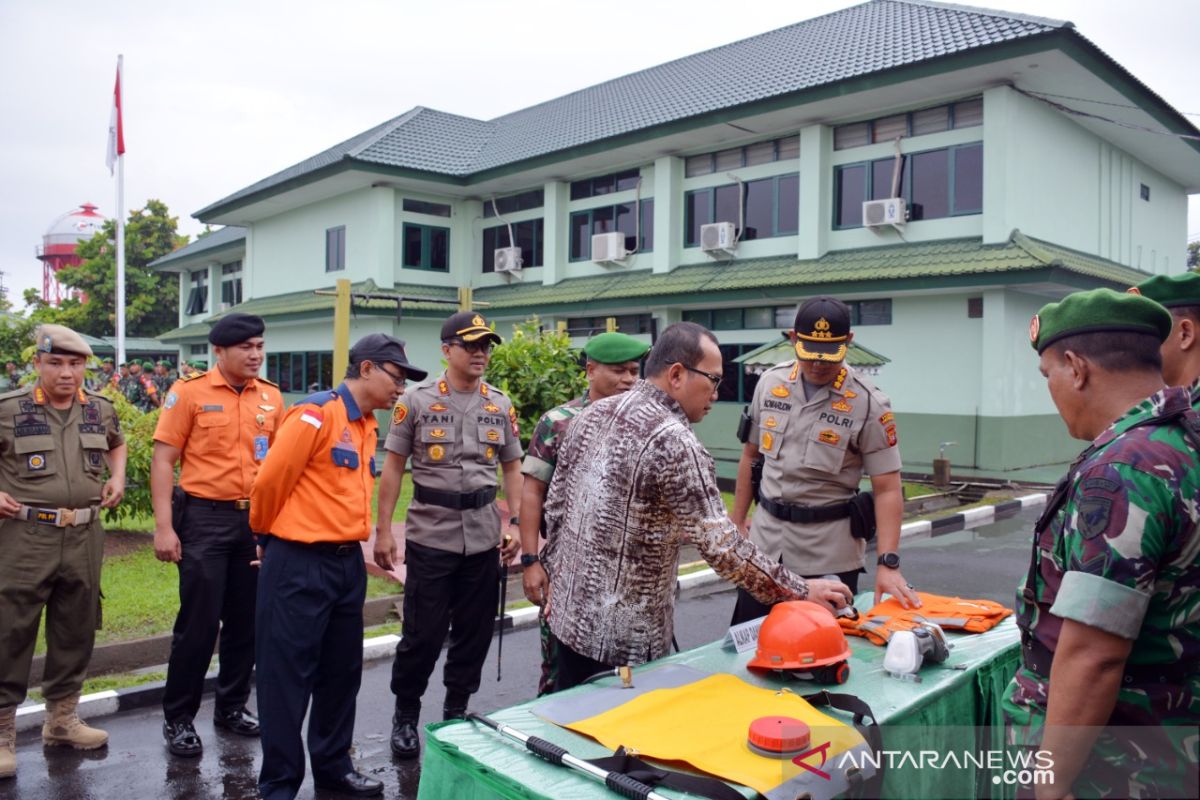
top-left (419, 610), bottom-right (1020, 800)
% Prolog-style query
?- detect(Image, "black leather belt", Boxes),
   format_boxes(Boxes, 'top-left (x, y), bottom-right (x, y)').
top-left (1021, 631), bottom-right (1195, 685)
top-left (414, 483), bottom-right (497, 511)
top-left (185, 494), bottom-right (250, 511)
top-left (303, 541), bottom-right (360, 555)
top-left (759, 496), bottom-right (851, 524)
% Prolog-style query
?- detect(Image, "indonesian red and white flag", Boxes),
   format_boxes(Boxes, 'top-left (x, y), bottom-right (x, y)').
top-left (106, 66), bottom-right (125, 175)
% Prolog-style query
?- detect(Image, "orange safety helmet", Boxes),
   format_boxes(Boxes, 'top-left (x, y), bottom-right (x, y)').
top-left (747, 601), bottom-right (853, 684)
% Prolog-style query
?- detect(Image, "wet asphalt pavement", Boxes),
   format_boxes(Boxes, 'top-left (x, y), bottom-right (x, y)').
top-left (1, 507), bottom-right (1039, 800)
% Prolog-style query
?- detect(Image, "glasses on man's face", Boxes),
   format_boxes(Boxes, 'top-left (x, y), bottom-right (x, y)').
top-left (449, 340), bottom-right (493, 355)
top-left (378, 365), bottom-right (407, 389)
top-left (679, 364), bottom-right (722, 391)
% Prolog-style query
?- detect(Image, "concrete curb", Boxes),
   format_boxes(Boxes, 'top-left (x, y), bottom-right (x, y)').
top-left (16, 491), bottom-right (1047, 732)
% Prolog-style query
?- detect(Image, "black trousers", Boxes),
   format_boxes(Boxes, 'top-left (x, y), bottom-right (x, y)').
top-left (255, 537), bottom-right (366, 800)
top-left (162, 500), bottom-right (257, 723)
top-left (390, 541), bottom-right (499, 711)
top-left (555, 640), bottom-right (619, 693)
top-left (729, 569), bottom-right (861, 626)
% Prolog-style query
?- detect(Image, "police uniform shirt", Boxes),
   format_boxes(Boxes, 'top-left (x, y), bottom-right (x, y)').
top-left (385, 374), bottom-right (523, 556)
top-left (153, 368), bottom-right (284, 501)
top-left (0, 385), bottom-right (123, 508)
top-left (749, 362), bottom-right (901, 574)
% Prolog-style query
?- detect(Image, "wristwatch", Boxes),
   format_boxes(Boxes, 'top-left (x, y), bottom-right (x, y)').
top-left (877, 552), bottom-right (900, 569)
top-left (520, 554), bottom-right (540, 568)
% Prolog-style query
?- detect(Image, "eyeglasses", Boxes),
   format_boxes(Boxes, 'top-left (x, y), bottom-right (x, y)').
top-left (448, 339), bottom-right (493, 355)
top-left (378, 365), bottom-right (408, 388)
top-left (679, 364), bottom-right (722, 390)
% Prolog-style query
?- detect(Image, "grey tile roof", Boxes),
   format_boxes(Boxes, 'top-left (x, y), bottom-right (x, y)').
top-left (150, 225), bottom-right (246, 268)
top-left (199, 0), bottom-right (1067, 217)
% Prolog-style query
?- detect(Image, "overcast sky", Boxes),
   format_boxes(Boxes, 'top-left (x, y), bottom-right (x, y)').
top-left (2, 0), bottom-right (1196, 309)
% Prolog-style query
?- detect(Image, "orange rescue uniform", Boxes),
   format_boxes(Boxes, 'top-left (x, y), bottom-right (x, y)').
top-left (153, 368), bottom-right (285, 500)
top-left (250, 385), bottom-right (377, 544)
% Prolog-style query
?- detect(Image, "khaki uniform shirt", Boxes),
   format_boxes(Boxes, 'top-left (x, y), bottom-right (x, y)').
top-left (385, 374), bottom-right (523, 556)
top-left (749, 362), bottom-right (901, 574)
top-left (0, 384), bottom-right (124, 508)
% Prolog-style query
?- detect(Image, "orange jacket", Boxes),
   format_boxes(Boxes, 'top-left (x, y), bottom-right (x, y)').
top-left (839, 592), bottom-right (1012, 645)
top-left (250, 384), bottom-right (377, 544)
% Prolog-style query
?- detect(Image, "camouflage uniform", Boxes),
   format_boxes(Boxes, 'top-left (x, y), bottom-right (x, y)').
top-left (520, 394), bottom-right (587, 696)
top-left (119, 374), bottom-right (157, 412)
top-left (1003, 386), bottom-right (1200, 797)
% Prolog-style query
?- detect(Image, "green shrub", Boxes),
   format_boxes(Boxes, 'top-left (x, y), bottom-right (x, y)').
top-left (100, 388), bottom-right (159, 525)
top-left (485, 318), bottom-right (588, 447)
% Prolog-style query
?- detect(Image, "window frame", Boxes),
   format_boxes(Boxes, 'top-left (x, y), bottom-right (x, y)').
top-left (325, 226), bottom-right (346, 272)
top-left (402, 199), bottom-right (452, 218)
top-left (833, 142), bottom-right (982, 229)
top-left (833, 97), bottom-right (984, 152)
top-left (685, 174), bottom-right (800, 246)
top-left (482, 218), bottom-right (545, 273)
top-left (185, 269), bottom-right (208, 316)
top-left (568, 200), bottom-right (654, 261)
top-left (401, 223), bottom-right (451, 272)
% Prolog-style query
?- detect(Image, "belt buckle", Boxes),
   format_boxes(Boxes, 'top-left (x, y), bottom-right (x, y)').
top-left (234, 499), bottom-right (250, 511)
top-left (58, 508), bottom-right (76, 526)
top-left (34, 508), bottom-right (61, 525)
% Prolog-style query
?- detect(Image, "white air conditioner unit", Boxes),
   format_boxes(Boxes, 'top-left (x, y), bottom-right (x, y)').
top-left (493, 246), bottom-right (523, 274)
top-left (218, 302), bottom-right (231, 311)
top-left (591, 232), bottom-right (627, 264)
top-left (700, 221), bottom-right (737, 255)
top-left (862, 197), bottom-right (907, 228)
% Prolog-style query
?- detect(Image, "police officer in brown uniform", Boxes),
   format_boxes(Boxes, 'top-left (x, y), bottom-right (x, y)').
top-left (730, 297), bottom-right (917, 624)
top-left (375, 311), bottom-right (523, 759)
top-left (151, 313), bottom-right (284, 757)
top-left (0, 325), bottom-right (126, 779)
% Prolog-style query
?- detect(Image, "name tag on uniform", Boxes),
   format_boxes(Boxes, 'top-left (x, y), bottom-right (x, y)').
top-left (253, 435), bottom-right (268, 461)
top-left (201, 404), bottom-right (224, 412)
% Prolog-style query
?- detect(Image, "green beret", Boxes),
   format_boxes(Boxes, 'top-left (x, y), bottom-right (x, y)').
top-left (118, 362), bottom-right (127, 368)
top-left (583, 332), bottom-right (651, 364)
top-left (142, 359), bottom-right (155, 368)
top-left (158, 359), bottom-right (171, 367)
top-left (1030, 288), bottom-right (1172, 354)
top-left (1131, 273), bottom-right (1200, 309)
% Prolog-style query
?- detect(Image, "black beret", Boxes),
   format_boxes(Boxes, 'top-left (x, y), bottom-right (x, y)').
top-left (208, 313), bottom-right (265, 346)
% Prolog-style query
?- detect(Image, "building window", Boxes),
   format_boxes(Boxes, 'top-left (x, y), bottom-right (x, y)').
top-left (325, 226), bottom-right (345, 272)
top-left (482, 219), bottom-right (544, 272)
top-left (568, 200), bottom-right (654, 260)
top-left (403, 199), bottom-right (452, 217)
top-left (1140, 184), bottom-right (1151, 201)
top-left (565, 314), bottom-right (653, 336)
top-left (834, 143), bottom-right (982, 228)
top-left (482, 189), bottom-right (545, 218)
top-left (684, 174), bottom-right (799, 246)
top-left (402, 224), bottom-right (450, 271)
top-left (850, 299), bottom-right (892, 325)
top-left (570, 170), bottom-right (640, 200)
top-left (833, 97), bottom-right (983, 151)
top-left (968, 297), bottom-right (983, 318)
top-left (718, 344), bottom-right (766, 403)
top-left (220, 261), bottom-right (243, 308)
top-left (188, 344), bottom-right (208, 356)
top-left (684, 135), bottom-right (800, 177)
top-left (266, 351), bottom-right (334, 393)
top-left (185, 269), bottom-right (208, 316)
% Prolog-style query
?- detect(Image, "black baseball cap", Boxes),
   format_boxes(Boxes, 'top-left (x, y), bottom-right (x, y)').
top-left (349, 334), bottom-right (428, 382)
top-left (793, 296), bottom-right (851, 362)
top-left (440, 311), bottom-right (502, 345)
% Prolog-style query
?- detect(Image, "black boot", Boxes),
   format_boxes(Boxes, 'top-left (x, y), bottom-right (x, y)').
top-left (442, 690), bottom-right (469, 721)
top-left (390, 708), bottom-right (420, 760)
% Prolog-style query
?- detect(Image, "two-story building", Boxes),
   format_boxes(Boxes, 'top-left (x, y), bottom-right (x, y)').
top-left (154, 0), bottom-right (1200, 474)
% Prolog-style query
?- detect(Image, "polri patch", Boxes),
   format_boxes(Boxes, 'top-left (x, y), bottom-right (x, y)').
top-left (392, 403), bottom-right (408, 425)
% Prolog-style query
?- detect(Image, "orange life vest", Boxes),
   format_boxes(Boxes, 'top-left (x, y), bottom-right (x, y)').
top-left (838, 592), bottom-right (1012, 645)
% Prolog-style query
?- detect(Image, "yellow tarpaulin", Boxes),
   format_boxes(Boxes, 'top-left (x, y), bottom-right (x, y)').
top-left (565, 673), bottom-right (872, 798)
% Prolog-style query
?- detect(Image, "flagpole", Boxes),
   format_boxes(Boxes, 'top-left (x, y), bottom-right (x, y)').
top-left (115, 54), bottom-right (126, 366)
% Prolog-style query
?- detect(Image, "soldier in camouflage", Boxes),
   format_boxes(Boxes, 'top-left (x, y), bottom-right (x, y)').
top-left (119, 361), bottom-right (158, 412)
top-left (518, 331), bottom-right (649, 695)
top-left (1003, 288), bottom-right (1200, 799)
top-left (1133, 272), bottom-right (1200, 409)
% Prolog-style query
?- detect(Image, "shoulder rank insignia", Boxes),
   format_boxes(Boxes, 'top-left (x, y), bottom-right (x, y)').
top-left (832, 368), bottom-right (847, 392)
top-left (182, 371), bottom-right (206, 381)
top-left (842, 389), bottom-right (858, 399)
top-left (33, 386), bottom-right (46, 405)
top-left (770, 385), bottom-right (790, 398)
top-left (480, 383), bottom-right (490, 397)
top-left (392, 403), bottom-right (409, 425)
top-left (429, 402), bottom-right (448, 413)
top-left (438, 380), bottom-right (449, 396)
top-left (788, 362), bottom-right (800, 382)
top-left (831, 399), bottom-right (852, 413)
top-left (819, 429), bottom-right (840, 445)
